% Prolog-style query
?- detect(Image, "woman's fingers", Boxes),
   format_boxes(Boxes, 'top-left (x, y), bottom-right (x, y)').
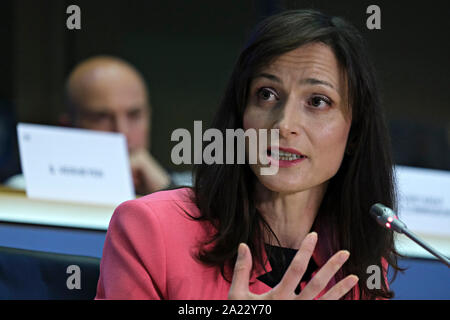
top-left (318, 275), bottom-right (359, 300)
top-left (273, 232), bottom-right (318, 297)
top-left (228, 243), bottom-right (253, 299)
top-left (296, 249), bottom-right (350, 300)
top-left (228, 238), bottom-right (358, 301)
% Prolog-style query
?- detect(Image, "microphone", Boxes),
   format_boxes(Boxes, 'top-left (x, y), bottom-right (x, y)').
top-left (370, 203), bottom-right (450, 267)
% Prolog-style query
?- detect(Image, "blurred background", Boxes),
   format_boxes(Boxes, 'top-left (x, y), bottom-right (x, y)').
top-left (1, 0), bottom-right (449, 179)
top-left (0, 0), bottom-right (448, 299)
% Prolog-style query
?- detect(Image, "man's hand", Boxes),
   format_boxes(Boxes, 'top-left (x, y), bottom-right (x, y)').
top-left (129, 149), bottom-right (171, 195)
top-left (228, 232), bottom-right (359, 300)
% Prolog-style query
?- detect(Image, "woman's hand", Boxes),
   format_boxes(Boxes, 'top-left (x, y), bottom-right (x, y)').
top-left (228, 232), bottom-right (359, 300)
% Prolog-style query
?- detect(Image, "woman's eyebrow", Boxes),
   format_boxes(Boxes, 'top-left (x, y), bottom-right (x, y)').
top-left (253, 72), bottom-right (282, 83)
top-left (300, 78), bottom-right (336, 90)
top-left (253, 73), bottom-right (337, 92)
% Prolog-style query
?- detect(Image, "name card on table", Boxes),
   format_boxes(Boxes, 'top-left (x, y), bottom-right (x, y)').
top-left (395, 165), bottom-right (450, 238)
top-left (17, 123), bottom-right (135, 206)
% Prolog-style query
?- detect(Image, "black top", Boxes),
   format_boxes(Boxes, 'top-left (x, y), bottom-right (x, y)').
top-left (257, 244), bottom-right (318, 294)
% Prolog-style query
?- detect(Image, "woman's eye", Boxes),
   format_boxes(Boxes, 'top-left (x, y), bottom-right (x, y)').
top-left (308, 95), bottom-right (332, 108)
top-left (257, 88), bottom-right (278, 101)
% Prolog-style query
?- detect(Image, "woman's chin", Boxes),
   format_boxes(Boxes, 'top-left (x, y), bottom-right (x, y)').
top-left (254, 173), bottom-right (309, 194)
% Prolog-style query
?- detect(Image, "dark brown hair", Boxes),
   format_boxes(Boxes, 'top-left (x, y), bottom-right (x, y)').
top-left (191, 9), bottom-right (403, 299)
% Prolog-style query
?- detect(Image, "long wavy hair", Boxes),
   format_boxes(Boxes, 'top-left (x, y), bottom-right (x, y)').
top-left (191, 9), bottom-right (403, 300)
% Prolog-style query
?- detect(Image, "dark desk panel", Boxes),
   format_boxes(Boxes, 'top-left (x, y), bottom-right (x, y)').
top-left (0, 222), bottom-right (106, 258)
top-left (0, 222), bottom-right (448, 299)
top-left (389, 258), bottom-right (450, 300)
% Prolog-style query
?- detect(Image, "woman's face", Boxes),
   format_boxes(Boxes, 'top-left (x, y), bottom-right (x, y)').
top-left (243, 42), bottom-right (352, 194)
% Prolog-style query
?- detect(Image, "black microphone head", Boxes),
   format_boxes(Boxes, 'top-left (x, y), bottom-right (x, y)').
top-left (370, 203), bottom-right (386, 218)
top-left (370, 203), bottom-right (390, 228)
top-left (369, 203), bottom-right (407, 233)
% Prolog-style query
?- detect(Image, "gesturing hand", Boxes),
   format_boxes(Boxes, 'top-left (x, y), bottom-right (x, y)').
top-left (228, 232), bottom-right (359, 300)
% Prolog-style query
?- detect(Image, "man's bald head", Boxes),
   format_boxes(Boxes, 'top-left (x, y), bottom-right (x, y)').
top-left (64, 56), bottom-right (151, 152)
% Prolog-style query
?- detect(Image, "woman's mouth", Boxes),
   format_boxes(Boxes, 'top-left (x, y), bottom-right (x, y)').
top-left (266, 147), bottom-right (307, 167)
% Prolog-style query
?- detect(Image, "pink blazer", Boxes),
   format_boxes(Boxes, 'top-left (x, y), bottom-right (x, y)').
top-left (95, 188), bottom-right (386, 300)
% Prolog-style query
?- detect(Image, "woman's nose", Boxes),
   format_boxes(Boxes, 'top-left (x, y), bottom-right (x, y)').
top-left (274, 97), bottom-right (302, 138)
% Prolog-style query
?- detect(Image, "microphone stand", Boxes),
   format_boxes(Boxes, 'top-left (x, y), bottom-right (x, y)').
top-left (401, 228), bottom-right (450, 267)
top-left (370, 203), bottom-right (450, 267)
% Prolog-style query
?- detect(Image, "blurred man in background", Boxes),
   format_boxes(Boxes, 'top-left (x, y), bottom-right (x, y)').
top-left (61, 56), bottom-right (172, 195)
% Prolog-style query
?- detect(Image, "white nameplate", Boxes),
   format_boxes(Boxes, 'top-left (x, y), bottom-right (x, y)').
top-left (17, 123), bottom-right (135, 206)
top-left (395, 165), bottom-right (450, 238)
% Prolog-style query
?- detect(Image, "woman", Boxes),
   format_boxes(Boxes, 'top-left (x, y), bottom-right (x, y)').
top-left (96, 9), bottom-right (402, 300)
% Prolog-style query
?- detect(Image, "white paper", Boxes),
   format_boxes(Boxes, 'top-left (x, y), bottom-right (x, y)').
top-left (395, 165), bottom-right (450, 238)
top-left (17, 123), bottom-right (135, 206)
